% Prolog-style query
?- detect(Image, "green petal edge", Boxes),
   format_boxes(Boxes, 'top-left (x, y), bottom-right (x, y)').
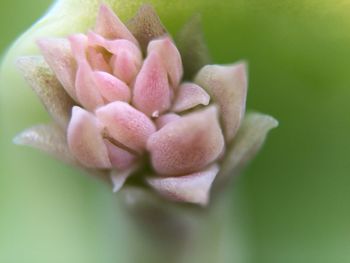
top-left (217, 112), bottom-right (279, 186)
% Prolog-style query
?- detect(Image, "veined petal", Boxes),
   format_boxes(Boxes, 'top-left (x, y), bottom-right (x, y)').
top-left (132, 52), bottom-right (171, 116)
top-left (147, 105), bottom-right (225, 176)
top-left (75, 60), bottom-right (104, 110)
top-left (127, 4), bottom-right (167, 52)
top-left (195, 62), bottom-right (248, 142)
top-left (16, 56), bottom-right (74, 130)
top-left (67, 106), bottom-right (111, 168)
top-left (96, 101), bottom-right (156, 153)
top-left (104, 139), bottom-right (136, 170)
top-left (148, 37), bottom-right (183, 88)
top-left (172, 82), bottom-right (210, 112)
top-left (218, 112), bottom-right (278, 183)
top-left (155, 113), bottom-right (181, 129)
top-left (37, 38), bottom-right (77, 101)
top-left (13, 123), bottom-right (75, 164)
top-left (147, 164), bottom-right (219, 206)
top-left (94, 4), bottom-right (138, 45)
top-left (93, 71), bottom-right (131, 103)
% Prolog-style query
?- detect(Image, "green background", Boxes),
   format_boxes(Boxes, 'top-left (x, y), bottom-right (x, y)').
top-left (1, 0), bottom-right (350, 262)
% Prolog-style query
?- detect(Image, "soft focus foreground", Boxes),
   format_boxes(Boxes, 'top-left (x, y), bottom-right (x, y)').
top-left (1, 1), bottom-right (350, 263)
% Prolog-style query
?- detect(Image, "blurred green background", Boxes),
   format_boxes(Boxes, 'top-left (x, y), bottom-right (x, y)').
top-left (1, 0), bottom-right (350, 262)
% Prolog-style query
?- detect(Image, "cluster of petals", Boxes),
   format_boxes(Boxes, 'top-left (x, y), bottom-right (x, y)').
top-left (14, 4), bottom-right (277, 206)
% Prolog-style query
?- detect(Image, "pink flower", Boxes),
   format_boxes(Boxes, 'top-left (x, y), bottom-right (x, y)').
top-left (14, 4), bottom-right (278, 206)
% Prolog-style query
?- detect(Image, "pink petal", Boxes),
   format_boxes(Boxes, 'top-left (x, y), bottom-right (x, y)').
top-left (110, 167), bottom-right (136, 193)
top-left (67, 106), bottom-right (111, 168)
top-left (195, 62), bottom-right (248, 142)
top-left (147, 164), bottom-right (219, 206)
top-left (110, 51), bottom-right (140, 84)
top-left (87, 46), bottom-right (111, 72)
top-left (155, 113), bottom-right (181, 129)
top-left (93, 71), bottom-right (131, 103)
top-left (37, 38), bottom-right (77, 101)
top-left (132, 52), bottom-right (171, 116)
top-left (88, 32), bottom-right (142, 84)
top-left (172, 82), bottom-right (210, 112)
top-left (148, 37), bottom-right (183, 88)
top-left (94, 4), bottom-right (138, 46)
top-left (147, 105), bottom-right (225, 176)
top-left (104, 140), bottom-right (137, 170)
top-left (68, 34), bottom-right (88, 63)
top-left (75, 60), bottom-right (104, 110)
top-left (96, 101), bottom-right (156, 153)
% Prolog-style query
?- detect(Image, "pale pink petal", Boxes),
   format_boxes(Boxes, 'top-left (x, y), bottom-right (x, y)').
top-left (110, 51), bottom-right (140, 84)
top-left (155, 113), bottom-right (181, 129)
top-left (88, 32), bottom-right (142, 84)
top-left (87, 46), bottom-right (111, 72)
top-left (147, 105), bottom-right (225, 176)
top-left (96, 101), bottom-right (156, 153)
top-left (148, 37), bottom-right (183, 88)
top-left (68, 34), bottom-right (88, 63)
top-left (67, 106), bottom-right (111, 168)
top-left (88, 31), bottom-right (141, 59)
top-left (195, 62), bottom-right (248, 142)
top-left (110, 167), bottom-right (136, 193)
top-left (75, 60), bottom-right (104, 110)
top-left (37, 38), bottom-right (77, 101)
top-left (172, 82), bottom-right (210, 112)
top-left (132, 52), bottom-right (171, 116)
top-left (147, 164), bottom-right (219, 206)
top-left (93, 71), bottom-right (131, 103)
top-left (104, 139), bottom-right (137, 170)
top-left (94, 4), bottom-right (138, 45)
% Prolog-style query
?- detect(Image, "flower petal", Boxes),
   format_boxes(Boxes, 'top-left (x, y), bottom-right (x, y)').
top-left (93, 71), bottom-right (131, 103)
top-left (147, 164), bottom-right (219, 206)
top-left (67, 106), bottom-right (111, 168)
top-left (148, 37), bottom-right (183, 88)
top-left (175, 15), bottom-right (211, 80)
top-left (147, 105), bottom-right (225, 176)
top-left (13, 123), bottom-right (75, 164)
top-left (104, 139), bottom-right (136, 170)
top-left (36, 38), bottom-right (77, 101)
top-left (110, 169), bottom-right (135, 193)
top-left (172, 82), bottom-right (210, 112)
top-left (195, 62), bottom-right (248, 142)
top-left (127, 4), bottom-right (167, 52)
top-left (218, 112), bottom-right (278, 183)
top-left (88, 32), bottom-right (142, 84)
top-left (75, 60), bottom-right (104, 110)
top-left (96, 101), bottom-right (156, 153)
top-left (132, 52), bottom-right (171, 116)
top-left (16, 56), bottom-right (74, 130)
top-left (155, 113), bottom-right (181, 129)
top-left (87, 46), bottom-right (111, 72)
top-left (94, 4), bottom-right (138, 45)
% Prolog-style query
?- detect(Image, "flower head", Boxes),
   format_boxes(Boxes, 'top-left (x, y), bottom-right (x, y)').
top-left (14, 4), bottom-right (278, 206)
